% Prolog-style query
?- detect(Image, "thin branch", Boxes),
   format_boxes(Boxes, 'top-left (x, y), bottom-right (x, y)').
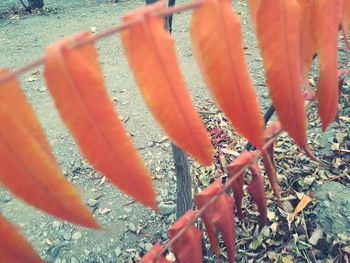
top-left (18, 0), bottom-right (30, 11)
top-left (157, 99), bottom-right (315, 258)
top-left (0, 0), bottom-right (204, 85)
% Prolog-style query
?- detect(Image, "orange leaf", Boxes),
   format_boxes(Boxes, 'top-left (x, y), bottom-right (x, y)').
top-left (262, 122), bottom-right (283, 202)
top-left (298, 0), bottom-right (317, 92)
top-left (191, 0), bottom-right (264, 149)
top-left (121, 2), bottom-right (213, 166)
top-left (44, 32), bottom-right (157, 209)
top-left (248, 161), bottom-right (267, 230)
top-left (262, 150), bottom-right (281, 202)
top-left (140, 243), bottom-right (172, 263)
top-left (0, 74), bottom-right (98, 228)
top-left (312, 0), bottom-right (343, 131)
top-left (227, 150), bottom-right (257, 218)
top-left (253, 0), bottom-right (307, 148)
top-left (0, 69), bottom-right (53, 159)
top-left (342, 0), bottom-right (350, 35)
top-left (0, 213), bottom-right (43, 263)
top-left (167, 210), bottom-right (202, 263)
top-left (248, 0), bottom-right (262, 30)
top-left (291, 194), bottom-right (312, 219)
top-left (195, 180), bottom-right (235, 263)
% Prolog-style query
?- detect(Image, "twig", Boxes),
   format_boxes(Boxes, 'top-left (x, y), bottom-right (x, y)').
top-left (157, 100), bottom-right (315, 257)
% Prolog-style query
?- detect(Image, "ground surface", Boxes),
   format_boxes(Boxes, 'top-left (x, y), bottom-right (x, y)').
top-left (0, 1), bottom-right (349, 262)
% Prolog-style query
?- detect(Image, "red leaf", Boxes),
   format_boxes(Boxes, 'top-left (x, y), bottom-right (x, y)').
top-left (312, 0), bottom-right (343, 131)
top-left (44, 32), bottom-right (157, 209)
top-left (140, 243), bottom-right (172, 263)
top-left (298, 0), bottom-right (317, 97)
top-left (121, 2), bottom-right (213, 165)
top-left (191, 0), bottom-right (264, 149)
top-left (262, 150), bottom-right (281, 202)
top-left (0, 70), bottom-right (54, 159)
top-left (0, 72), bottom-right (99, 228)
top-left (342, 0), bottom-right (350, 35)
top-left (262, 121), bottom-right (282, 202)
top-left (195, 180), bottom-right (235, 263)
top-left (227, 150), bottom-right (257, 218)
top-left (167, 210), bottom-right (202, 263)
top-left (0, 213), bottom-right (43, 263)
top-left (253, 0), bottom-right (307, 148)
top-left (248, 162), bottom-right (268, 230)
top-left (248, 0), bottom-right (262, 30)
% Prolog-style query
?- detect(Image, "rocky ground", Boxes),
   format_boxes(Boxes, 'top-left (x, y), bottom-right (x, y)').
top-left (0, 0), bottom-right (349, 262)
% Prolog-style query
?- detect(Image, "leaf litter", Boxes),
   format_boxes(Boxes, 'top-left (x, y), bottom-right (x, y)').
top-left (190, 73), bottom-right (350, 262)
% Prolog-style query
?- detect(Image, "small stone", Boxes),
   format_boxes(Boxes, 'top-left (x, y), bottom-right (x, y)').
top-left (70, 257), bottom-right (79, 263)
top-left (54, 258), bottom-right (62, 263)
top-left (38, 87), bottom-right (47, 92)
top-left (52, 221), bottom-right (61, 229)
top-left (144, 243), bottom-right (153, 251)
top-left (63, 233), bottom-right (72, 241)
top-left (1, 194), bottom-right (12, 203)
top-left (84, 248), bottom-right (91, 256)
top-left (138, 242), bottom-right (145, 250)
top-left (159, 202), bottom-right (176, 216)
top-left (123, 207), bottom-right (132, 213)
top-left (114, 247), bottom-right (122, 257)
top-left (48, 246), bottom-right (60, 258)
top-left (90, 27), bottom-right (97, 33)
top-left (87, 198), bottom-right (99, 207)
top-left (72, 231), bottom-right (82, 240)
top-left (156, 195), bottom-right (163, 203)
top-left (128, 223), bottom-right (136, 233)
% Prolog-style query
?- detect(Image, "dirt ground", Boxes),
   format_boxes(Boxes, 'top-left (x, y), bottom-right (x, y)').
top-left (0, 0), bottom-right (349, 262)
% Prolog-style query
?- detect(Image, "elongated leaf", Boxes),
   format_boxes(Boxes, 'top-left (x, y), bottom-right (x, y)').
top-left (0, 213), bottom-right (43, 263)
top-left (0, 70), bottom-right (54, 159)
top-left (262, 150), bottom-right (281, 202)
top-left (291, 194), bottom-right (312, 219)
top-left (313, 0), bottom-right (343, 131)
top-left (298, 0), bottom-right (317, 95)
top-left (195, 180), bottom-right (235, 263)
top-left (262, 122), bottom-right (282, 202)
top-left (248, 0), bottom-right (262, 30)
top-left (227, 151), bottom-right (257, 218)
top-left (167, 210), bottom-right (202, 263)
top-left (248, 162), bottom-right (267, 230)
top-left (44, 32), bottom-right (157, 209)
top-left (342, 0), bottom-right (350, 35)
top-left (121, 2), bottom-right (213, 166)
top-left (253, 0), bottom-right (307, 148)
top-left (191, 0), bottom-right (264, 149)
top-left (140, 243), bottom-right (172, 263)
top-left (0, 75), bottom-right (98, 228)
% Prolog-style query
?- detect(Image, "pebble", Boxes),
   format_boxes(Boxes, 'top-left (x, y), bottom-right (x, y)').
top-left (87, 198), bottom-right (99, 207)
top-left (159, 202), bottom-right (176, 216)
top-left (0, 194), bottom-right (12, 203)
top-left (63, 233), bottom-right (72, 241)
top-left (144, 243), bottom-right (153, 251)
top-left (70, 257), bottom-right (79, 263)
top-left (114, 247), bottom-right (122, 257)
top-left (128, 223), bottom-right (136, 233)
top-left (38, 87), bottom-right (47, 92)
top-left (52, 221), bottom-right (61, 230)
top-left (123, 207), bottom-right (132, 213)
top-left (48, 246), bottom-right (60, 258)
top-left (72, 231), bottom-right (83, 240)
